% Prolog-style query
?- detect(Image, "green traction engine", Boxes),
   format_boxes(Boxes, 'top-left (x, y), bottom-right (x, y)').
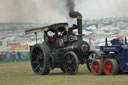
top-left (25, 11), bottom-right (98, 75)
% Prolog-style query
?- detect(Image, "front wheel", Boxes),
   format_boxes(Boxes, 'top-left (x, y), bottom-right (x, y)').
top-left (63, 51), bottom-right (79, 75)
top-left (91, 59), bottom-right (104, 75)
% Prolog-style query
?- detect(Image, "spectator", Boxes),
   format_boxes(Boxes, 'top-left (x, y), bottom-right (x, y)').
top-left (0, 53), bottom-right (4, 61)
top-left (17, 51), bottom-right (21, 61)
top-left (89, 35), bottom-right (96, 50)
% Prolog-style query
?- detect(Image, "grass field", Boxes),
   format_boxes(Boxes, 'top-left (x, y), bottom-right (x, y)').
top-left (0, 62), bottom-right (128, 85)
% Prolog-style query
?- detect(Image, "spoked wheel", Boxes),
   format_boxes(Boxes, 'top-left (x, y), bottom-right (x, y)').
top-left (87, 50), bottom-right (100, 72)
top-left (30, 43), bottom-right (50, 75)
top-left (63, 51), bottom-right (79, 75)
top-left (104, 59), bottom-right (119, 75)
top-left (91, 59), bottom-right (104, 75)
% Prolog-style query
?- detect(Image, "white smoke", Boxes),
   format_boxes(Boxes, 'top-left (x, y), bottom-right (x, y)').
top-left (0, 0), bottom-right (65, 24)
top-left (0, 0), bottom-right (128, 23)
top-left (76, 0), bottom-right (128, 19)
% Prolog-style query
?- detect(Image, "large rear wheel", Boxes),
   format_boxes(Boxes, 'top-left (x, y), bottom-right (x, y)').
top-left (63, 51), bottom-right (79, 75)
top-left (30, 43), bottom-right (50, 75)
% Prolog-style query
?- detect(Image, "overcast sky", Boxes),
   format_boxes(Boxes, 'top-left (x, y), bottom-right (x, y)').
top-left (0, 0), bottom-right (128, 23)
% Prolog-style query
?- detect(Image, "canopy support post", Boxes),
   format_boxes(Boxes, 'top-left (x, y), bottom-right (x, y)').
top-left (35, 32), bottom-right (37, 44)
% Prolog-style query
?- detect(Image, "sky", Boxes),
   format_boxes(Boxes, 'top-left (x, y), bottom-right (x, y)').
top-left (0, 0), bottom-right (128, 24)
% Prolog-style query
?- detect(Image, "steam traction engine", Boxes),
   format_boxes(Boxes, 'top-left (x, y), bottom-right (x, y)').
top-left (91, 38), bottom-right (128, 75)
top-left (25, 11), bottom-right (98, 75)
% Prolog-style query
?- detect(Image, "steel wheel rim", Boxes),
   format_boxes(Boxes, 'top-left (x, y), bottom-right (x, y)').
top-left (64, 54), bottom-right (77, 74)
top-left (87, 51), bottom-right (99, 72)
top-left (89, 53), bottom-right (97, 60)
top-left (104, 60), bottom-right (113, 75)
top-left (91, 61), bottom-right (100, 75)
top-left (31, 47), bottom-right (45, 74)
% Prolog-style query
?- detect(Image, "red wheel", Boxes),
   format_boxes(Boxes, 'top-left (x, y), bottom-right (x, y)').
top-left (104, 59), bottom-right (119, 75)
top-left (91, 59), bottom-right (104, 75)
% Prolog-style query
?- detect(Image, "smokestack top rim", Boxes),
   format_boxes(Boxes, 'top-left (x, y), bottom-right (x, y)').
top-left (69, 11), bottom-right (82, 18)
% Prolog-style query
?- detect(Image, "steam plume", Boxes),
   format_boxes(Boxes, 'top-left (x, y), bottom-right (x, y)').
top-left (66, 0), bottom-right (75, 12)
top-left (55, 0), bottom-right (78, 27)
top-left (0, 0), bottom-right (128, 23)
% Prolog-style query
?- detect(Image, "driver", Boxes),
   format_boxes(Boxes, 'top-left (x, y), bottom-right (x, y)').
top-left (47, 31), bottom-right (56, 44)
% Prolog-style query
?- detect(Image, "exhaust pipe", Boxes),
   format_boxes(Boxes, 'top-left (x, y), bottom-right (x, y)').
top-left (125, 37), bottom-right (127, 45)
top-left (69, 11), bottom-right (83, 41)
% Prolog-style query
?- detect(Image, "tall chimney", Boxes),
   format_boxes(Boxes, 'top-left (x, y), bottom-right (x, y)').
top-left (69, 11), bottom-right (83, 41)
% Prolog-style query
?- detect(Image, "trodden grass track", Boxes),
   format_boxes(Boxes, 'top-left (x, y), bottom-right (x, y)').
top-left (0, 62), bottom-right (128, 85)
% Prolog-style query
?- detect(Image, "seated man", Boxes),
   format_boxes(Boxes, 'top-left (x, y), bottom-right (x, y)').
top-left (47, 31), bottom-right (56, 44)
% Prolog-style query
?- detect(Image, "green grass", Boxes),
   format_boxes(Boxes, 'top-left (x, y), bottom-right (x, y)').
top-left (0, 62), bottom-right (128, 85)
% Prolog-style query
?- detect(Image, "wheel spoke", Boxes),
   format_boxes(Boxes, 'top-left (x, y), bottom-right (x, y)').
top-left (35, 64), bottom-right (40, 71)
top-left (38, 66), bottom-right (44, 73)
top-left (40, 61), bottom-right (44, 67)
top-left (71, 57), bottom-right (75, 62)
top-left (38, 51), bottom-right (43, 58)
top-left (71, 64), bottom-right (75, 70)
top-left (32, 53), bottom-right (38, 57)
top-left (93, 53), bottom-right (96, 59)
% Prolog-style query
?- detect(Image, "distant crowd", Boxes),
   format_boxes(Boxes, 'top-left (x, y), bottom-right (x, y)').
top-left (0, 51), bottom-right (30, 62)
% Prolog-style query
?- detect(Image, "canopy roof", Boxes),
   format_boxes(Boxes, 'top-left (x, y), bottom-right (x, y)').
top-left (25, 23), bottom-right (68, 34)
